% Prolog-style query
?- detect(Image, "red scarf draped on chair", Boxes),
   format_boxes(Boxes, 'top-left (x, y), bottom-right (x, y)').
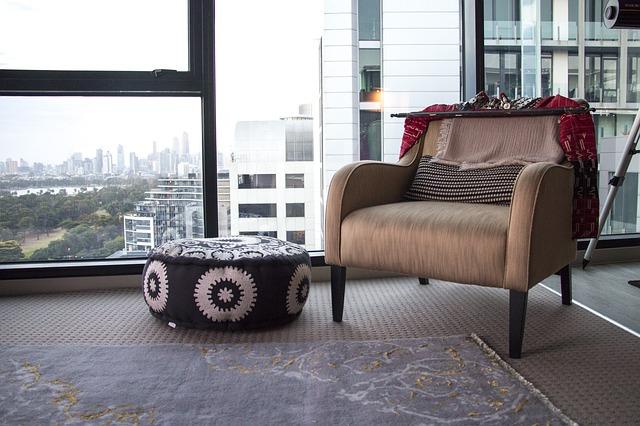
top-left (398, 95), bottom-right (599, 239)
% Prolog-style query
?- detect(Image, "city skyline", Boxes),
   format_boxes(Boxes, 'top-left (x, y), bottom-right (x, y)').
top-left (1, 0), bottom-right (323, 168)
top-left (3, 132), bottom-right (194, 170)
top-left (0, 97), bottom-right (203, 165)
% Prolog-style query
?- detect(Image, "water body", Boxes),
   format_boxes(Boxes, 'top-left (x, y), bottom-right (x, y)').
top-left (8, 186), bottom-right (103, 197)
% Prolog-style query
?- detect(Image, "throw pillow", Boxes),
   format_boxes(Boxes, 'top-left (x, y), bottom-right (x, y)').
top-left (404, 155), bottom-right (524, 205)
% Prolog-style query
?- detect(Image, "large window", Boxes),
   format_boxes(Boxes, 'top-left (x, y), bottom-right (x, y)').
top-left (285, 119), bottom-right (314, 162)
top-left (359, 50), bottom-right (381, 102)
top-left (217, 0), bottom-right (462, 253)
top-left (482, 0), bottom-right (638, 238)
top-left (0, 97), bottom-right (202, 262)
top-left (216, 0), bottom-right (323, 251)
top-left (0, 1), bottom-right (214, 271)
top-left (286, 230), bottom-right (305, 245)
top-left (629, 48), bottom-right (640, 103)
top-left (239, 204), bottom-right (277, 218)
top-left (541, 52), bottom-right (553, 97)
top-left (586, 53), bottom-right (619, 103)
top-left (240, 231), bottom-right (277, 237)
top-left (360, 111), bottom-right (382, 161)
top-left (0, 0), bottom-right (189, 71)
top-left (485, 50), bottom-right (521, 98)
top-left (358, 0), bottom-right (381, 41)
top-left (238, 174), bottom-right (277, 189)
top-left (286, 203), bottom-right (305, 218)
top-left (484, 0), bottom-right (520, 40)
top-left (285, 174), bottom-right (304, 189)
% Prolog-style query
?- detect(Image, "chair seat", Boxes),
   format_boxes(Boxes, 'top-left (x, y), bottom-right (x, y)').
top-left (340, 201), bottom-right (510, 287)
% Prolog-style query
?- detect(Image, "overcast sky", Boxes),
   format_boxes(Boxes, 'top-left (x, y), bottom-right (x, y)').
top-left (0, 0), bottom-right (323, 166)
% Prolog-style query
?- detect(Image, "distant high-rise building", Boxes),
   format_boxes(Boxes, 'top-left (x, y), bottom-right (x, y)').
top-left (5, 158), bottom-right (18, 174)
top-left (117, 144), bottom-right (125, 174)
top-left (181, 131), bottom-right (190, 160)
top-left (172, 137), bottom-right (180, 154)
top-left (33, 162), bottom-right (45, 175)
top-left (152, 141), bottom-right (158, 158)
top-left (83, 158), bottom-right (93, 175)
top-left (103, 151), bottom-right (113, 174)
top-left (177, 162), bottom-right (192, 177)
top-left (171, 137), bottom-right (180, 174)
top-left (69, 152), bottom-right (82, 174)
top-left (94, 148), bottom-right (104, 174)
top-left (129, 152), bottom-right (138, 174)
top-left (160, 148), bottom-right (171, 175)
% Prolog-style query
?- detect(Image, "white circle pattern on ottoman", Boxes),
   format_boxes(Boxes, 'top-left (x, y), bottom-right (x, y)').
top-left (141, 236), bottom-right (311, 330)
top-left (287, 264), bottom-right (311, 314)
top-left (143, 260), bottom-right (169, 313)
top-left (194, 266), bottom-right (257, 322)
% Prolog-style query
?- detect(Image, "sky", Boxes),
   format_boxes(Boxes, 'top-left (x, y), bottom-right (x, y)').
top-left (0, 0), bottom-right (323, 165)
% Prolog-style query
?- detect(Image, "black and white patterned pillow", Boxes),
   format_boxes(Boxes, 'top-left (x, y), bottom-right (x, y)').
top-left (404, 155), bottom-right (524, 205)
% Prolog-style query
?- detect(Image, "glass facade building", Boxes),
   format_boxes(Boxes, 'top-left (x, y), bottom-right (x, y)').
top-left (484, 0), bottom-right (640, 235)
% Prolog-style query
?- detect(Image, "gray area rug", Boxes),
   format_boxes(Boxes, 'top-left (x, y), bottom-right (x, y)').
top-left (0, 335), bottom-right (571, 425)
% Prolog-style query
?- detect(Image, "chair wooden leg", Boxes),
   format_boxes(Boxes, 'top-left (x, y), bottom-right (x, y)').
top-left (509, 290), bottom-right (528, 359)
top-left (418, 277), bottom-right (429, 285)
top-left (559, 264), bottom-right (572, 306)
top-left (331, 266), bottom-right (346, 322)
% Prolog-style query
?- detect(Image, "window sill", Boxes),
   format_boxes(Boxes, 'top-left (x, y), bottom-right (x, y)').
top-left (0, 252), bottom-right (327, 280)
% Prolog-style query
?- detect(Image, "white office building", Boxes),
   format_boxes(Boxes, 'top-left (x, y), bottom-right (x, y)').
top-left (321, 0), bottom-right (461, 193)
top-left (229, 108), bottom-right (322, 249)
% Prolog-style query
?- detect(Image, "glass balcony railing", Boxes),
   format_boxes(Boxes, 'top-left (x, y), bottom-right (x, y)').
top-left (540, 21), bottom-right (578, 41)
top-left (585, 22), bottom-right (619, 41)
top-left (484, 21), bottom-right (520, 40)
top-left (485, 21), bottom-right (578, 42)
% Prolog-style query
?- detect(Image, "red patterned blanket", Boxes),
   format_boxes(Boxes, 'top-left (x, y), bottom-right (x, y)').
top-left (399, 93), bottom-right (598, 239)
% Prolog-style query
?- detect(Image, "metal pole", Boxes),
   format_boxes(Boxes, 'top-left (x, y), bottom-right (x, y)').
top-left (391, 107), bottom-right (593, 119)
top-left (583, 105), bottom-right (640, 267)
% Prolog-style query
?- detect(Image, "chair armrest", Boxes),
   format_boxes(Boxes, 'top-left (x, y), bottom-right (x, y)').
top-left (324, 141), bottom-right (423, 265)
top-left (504, 162), bottom-right (577, 292)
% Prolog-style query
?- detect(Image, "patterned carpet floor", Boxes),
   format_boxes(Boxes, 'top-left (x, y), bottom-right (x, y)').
top-left (1, 276), bottom-right (638, 424)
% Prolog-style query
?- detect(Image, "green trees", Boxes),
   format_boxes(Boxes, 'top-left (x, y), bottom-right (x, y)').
top-left (0, 240), bottom-right (24, 262)
top-left (0, 179), bottom-right (151, 262)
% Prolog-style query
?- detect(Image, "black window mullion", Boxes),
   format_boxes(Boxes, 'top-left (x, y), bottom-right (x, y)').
top-left (189, 0), bottom-right (204, 80)
top-left (463, 0), bottom-right (485, 99)
top-left (201, 0), bottom-right (218, 238)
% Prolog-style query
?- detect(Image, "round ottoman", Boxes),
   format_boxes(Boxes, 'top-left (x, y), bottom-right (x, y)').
top-left (141, 236), bottom-right (311, 330)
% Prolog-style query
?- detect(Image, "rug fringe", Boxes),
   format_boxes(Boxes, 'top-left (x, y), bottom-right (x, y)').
top-left (469, 333), bottom-right (578, 426)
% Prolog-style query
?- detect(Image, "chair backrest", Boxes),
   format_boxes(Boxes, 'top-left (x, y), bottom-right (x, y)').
top-left (422, 115), bottom-right (564, 169)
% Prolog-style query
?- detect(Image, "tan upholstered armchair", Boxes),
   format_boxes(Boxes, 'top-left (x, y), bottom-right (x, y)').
top-left (325, 120), bottom-right (577, 358)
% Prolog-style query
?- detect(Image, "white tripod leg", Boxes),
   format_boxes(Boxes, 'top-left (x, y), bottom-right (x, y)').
top-left (583, 106), bottom-right (640, 267)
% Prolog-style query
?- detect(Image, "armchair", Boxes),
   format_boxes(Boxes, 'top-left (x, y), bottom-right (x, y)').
top-left (325, 120), bottom-right (577, 358)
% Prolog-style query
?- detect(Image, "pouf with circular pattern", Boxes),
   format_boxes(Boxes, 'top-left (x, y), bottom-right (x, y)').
top-left (141, 236), bottom-right (311, 330)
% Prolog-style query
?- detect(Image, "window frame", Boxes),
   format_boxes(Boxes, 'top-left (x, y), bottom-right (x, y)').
top-left (0, 0), bottom-right (220, 279)
top-left (0, 2), bottom-right (203, 95)
top-left (5, 1), bottom-right (639, 281)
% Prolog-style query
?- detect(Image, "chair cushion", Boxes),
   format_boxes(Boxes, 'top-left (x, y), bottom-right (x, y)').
top-left (340, 201), bottom-right (510, 287)
top-left (405, 155), bottom-right (524, 205)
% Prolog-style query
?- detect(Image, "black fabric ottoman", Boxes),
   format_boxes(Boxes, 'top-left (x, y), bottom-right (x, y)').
top-left (141, 236), bottom-right (311, 330)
